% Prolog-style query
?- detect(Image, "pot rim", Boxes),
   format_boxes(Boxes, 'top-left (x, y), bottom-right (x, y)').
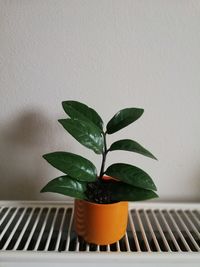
top-left (75, 198), bottom-right (127, 207)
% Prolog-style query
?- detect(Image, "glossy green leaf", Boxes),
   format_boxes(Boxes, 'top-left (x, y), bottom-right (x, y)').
top-left (58, 119), bottom-right (104, 154)
top-left (41, 175), bottom-right (87, 199)
top-left (109, 139), bottom-right (157, 160)
top-left (62, 100), bottom-right (103, 131)
top-left (105, 163), bottom-right (157, 191)
top-left (106, 108), bottom-right (144, 134)
top-left (106, 181), bottom-right (158, 202)
top-left (43, 152), bottom-right (97, 182)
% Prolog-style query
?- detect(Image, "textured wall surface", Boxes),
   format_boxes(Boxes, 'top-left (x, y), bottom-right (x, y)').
top-left (0, 0), bottom-right (200, 202)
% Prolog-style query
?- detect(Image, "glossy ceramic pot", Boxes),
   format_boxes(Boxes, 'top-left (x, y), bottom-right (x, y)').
top-left (74, 199), bottom-right (128, 245)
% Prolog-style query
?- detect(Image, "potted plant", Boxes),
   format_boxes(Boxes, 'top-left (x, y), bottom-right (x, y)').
top-left (41, 101), bottom-right (158, 245)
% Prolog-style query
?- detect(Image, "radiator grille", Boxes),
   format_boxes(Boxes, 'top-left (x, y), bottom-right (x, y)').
top-left (0, 202), bottom-right (200, 253)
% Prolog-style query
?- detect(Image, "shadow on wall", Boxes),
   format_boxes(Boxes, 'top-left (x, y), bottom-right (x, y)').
top-left (0, 109), bottom-right (60, 200)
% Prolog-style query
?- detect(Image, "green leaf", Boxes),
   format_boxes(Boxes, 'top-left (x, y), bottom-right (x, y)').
top-left (62, 101), bottom-right (103, 131)
top-left (106, 181), bottom-right (158, 202)
top-left (106, 108), bottom-right (144, 134)
top-left (43, 152), bottom-right (97, 182)
top-left (58, 119), bottom-right (104, 154)
top-left (105, 163), bottom-right (157, 191)
top-left (41, 175), bottom-right (87, 200)
top-left (109, 139), bottom-right (157, 160)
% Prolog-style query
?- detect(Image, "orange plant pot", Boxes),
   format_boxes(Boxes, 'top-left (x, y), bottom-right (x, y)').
top-left (74, 199), bottom-right (128, 245)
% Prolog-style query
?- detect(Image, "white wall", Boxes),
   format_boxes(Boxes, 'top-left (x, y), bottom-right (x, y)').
top-left (0, 0), bottom-right (200, 202)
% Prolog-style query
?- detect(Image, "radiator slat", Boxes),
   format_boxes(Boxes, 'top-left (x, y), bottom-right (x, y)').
top-left (23, 208), bottom-right (43, 250)
top-left (13, 208), bottom-right (36, 250)
top-left (143, 210), bottom-right (161, 251)
top-left (44, 208), bottom-right (59, 251)
top-left (173, 210), bottom-right (199, 251)
top-left (156, 209), bottom-right (180, 251)
top-left (124, 232), bottom-right (131, 252)
top-left (65, 208), bottom-right (74, 251)
top-left (33, 208), bottom-right (51, 251)
top-left (0, 208), bottom-right (10, 226)
top-left (128, 210), bottom-right (141, 251)
top-left (0, 202), bottom-right (199, 254)
top-left (189, 211), bottom-right (200, 230)
top-left (165, 210), bottom-right (191, 251)
top-left (149, 210), bottom-right (170, 251)
top-left (54, 208), bottom-right (67, 251)
top-left (181, 210), bottom-right (200, 245)
top-left (0, 208), bottom-right (19, 241)
top-left (2, 208), bottom-right (27, 250)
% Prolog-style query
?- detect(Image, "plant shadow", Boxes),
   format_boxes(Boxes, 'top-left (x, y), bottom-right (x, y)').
top-left (0, 109), bottom-right (60, 200)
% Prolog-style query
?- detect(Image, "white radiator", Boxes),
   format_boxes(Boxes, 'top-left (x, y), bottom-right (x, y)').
top-left (0, 201), bottom-right (199, 267)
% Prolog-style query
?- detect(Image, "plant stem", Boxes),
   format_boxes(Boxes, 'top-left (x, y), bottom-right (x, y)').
top-left (99, 132), bottom-right (107, 180)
